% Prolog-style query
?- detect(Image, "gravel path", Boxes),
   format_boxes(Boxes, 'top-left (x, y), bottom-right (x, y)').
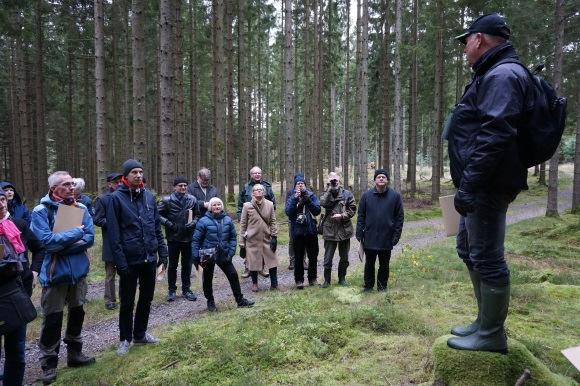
top-left (17, 188), bottom-right (573, 385)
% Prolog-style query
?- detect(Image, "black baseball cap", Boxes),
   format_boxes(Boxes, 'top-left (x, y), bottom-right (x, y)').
top-left (455, 13), bottom-right (511, 44)
top-left (106, 172), bottom-right (123, 182)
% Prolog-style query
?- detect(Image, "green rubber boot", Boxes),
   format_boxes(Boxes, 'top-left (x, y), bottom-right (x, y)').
top-left (450, 270), bottom-right (481, 336)
top-left (447, 282), bottom-right (510, 354)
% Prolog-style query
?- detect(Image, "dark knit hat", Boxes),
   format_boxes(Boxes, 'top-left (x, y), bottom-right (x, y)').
top-left (173, 176), bottom-right (189, 186)
top-left (122, 159), bottom-right (143, 177)
top-left (374, 169), bottom-right (390, 180)
top-left (294, 174), bottom-right (305, 186)
top-left (106, 172), bottom-right (123, 182)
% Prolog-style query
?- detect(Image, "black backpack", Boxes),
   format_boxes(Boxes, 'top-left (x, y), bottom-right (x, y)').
top-left (493, 60), bottom-right (567, 168)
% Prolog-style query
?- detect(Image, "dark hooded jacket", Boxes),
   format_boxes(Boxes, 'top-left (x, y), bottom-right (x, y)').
top-left (446, 43), bottom-right (532, 196)
top-left (285, 189), bottom-right (321, 237)
top-left (187, 180), bottom-right (219, 216)
top-left (191, 211), bottom-right (237, 265)
top-left (0, 181), bottom-right (30, 225)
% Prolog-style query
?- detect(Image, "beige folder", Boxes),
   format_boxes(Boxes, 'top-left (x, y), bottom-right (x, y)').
top-left (439, 195), bottom-right (460, 237)
top-left (53, 204), bottom-right (84, 233)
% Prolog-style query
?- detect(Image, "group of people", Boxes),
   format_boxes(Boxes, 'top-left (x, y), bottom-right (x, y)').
top-left (0, 12), bottom-right (533, 385)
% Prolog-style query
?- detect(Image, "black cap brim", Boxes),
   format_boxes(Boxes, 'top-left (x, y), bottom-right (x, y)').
top-left (455, 31), bottom-right (470, 44)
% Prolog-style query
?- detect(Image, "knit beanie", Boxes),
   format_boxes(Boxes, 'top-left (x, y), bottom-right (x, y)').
top-left (122, 159), bottom-right (144, 177)
top-left (173, 176), bottom-right (189, 186)
top-left (374, 169), bottom-right (390, 180)
top-left (294, 174), bottom-right (305, 186)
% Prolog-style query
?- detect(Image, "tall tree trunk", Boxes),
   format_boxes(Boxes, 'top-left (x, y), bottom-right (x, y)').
top-left (359, 0), bottom-right (369, 193)
top-left (174, 0), bottom-right (186, 177)
top-left (212, 0), bottom-right (226, 195)
top-left (122, 0), bottom-right (132, 161)
top-left (189, 0), bottom-right (200, 172)
top-left (378, 0), bottom-right (391, 176)
top-left (283, 0), bottom-right (295, 194)
top-left (132, 0), bottom-right (147, 164)
top-left (342, 0), bottom-right (350, 189)
top-left (392, 0), bottom-right (403, 192)
top-left (430, 0), bottom-right (444, 202)
top-left (160, 0), bottom-right (175, 194)
top-left (238, 0), bottom-right (249, 189)
top-left (225, 0), bottom-right (235, 201)
top-left (314, 0), bottom-right (324, 191)
top-left (353, 0), bottom-right (362, 196)
top-left (328, 0), bottom-right (335, 173)
top-left (95, 0), bottom-right (107, 193)
top-left (407, 0), bottom-right (418, 197)
top-left (35, 0), bottom-right (47, 197)
top-left (546, 0), bottom-right (565, 217)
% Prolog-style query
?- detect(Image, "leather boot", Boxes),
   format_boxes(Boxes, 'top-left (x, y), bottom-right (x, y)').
top-left (67, 343), bottom-right (95, 367)
top-left (447, 282), bottom-right (510, 354)
top-left (288, 255), bottom-right (295, 270)
top-left (338, 261), bottom-right (348, 285)
top-left (320, 268), bottom-right (331, 288)
top-left (451, 270), bottom-right (481, 336)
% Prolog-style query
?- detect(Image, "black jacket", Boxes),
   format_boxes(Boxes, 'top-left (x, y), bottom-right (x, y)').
top-left (93, 189), bottom-right (114, 262)
top-left (158, 192), bottom-right (198, 243)
top-left (356, 187), bottom-right (404, 251)
top-left (237, 180), bottom-right (276, 219)
top-left (447, 43), bottom-right (531, 196)
top-left (187, 181), bottom-right (219, 216)
top-left (106, 184), bottom-right (168, 270)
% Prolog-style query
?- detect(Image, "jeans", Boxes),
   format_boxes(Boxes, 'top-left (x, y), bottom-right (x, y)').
top-left (202, 260), bottom-right (243, 303)
top-left (456, 192), bottom-right (512, 286)
top-left (2, 324), bottom-right (26, 386)
top-left (293, 234), bottom-right (319, 283)
top-left (167, 242), bottom-right (193, 293)
top-left (119, 262), bottom-right (156, 342)
top-left (363, 249), bottom-right (391, 290)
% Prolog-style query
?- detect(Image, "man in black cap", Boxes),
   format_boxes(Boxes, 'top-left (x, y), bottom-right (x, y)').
top-left (93, 172), bottom-right (123, 310)
top-left (446, 13), bottom-right (531, 354)
top-left (106, 159), bottom-right (168, 356)
top-left (158, 176), bottom-right (199, 302)
top-left (356, 169), bottom-right (404, 293)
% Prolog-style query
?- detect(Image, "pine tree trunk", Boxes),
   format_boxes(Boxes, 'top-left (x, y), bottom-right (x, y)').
top-left (283, 0), bottom-right (295, 194)
top-left (212, 0), bottom-right (226, 196)
top-left (160, 0), bottom-right (175, 194)
top-left (189, 0), bottom-right (200, 172)
top-left (430, 0), bottom-right (444, 202)
top-left (379, 0), bottom-right (391, 177)
top-left (95, 0), bottom-right (107, 193)
top-left (342, 0), bottom-right (350, 189)
top-left (225, 0), bottom-right (235, 201)
top-left (132, 0), bottom-right (147, 165)
top-left (174, 0), bottom-right (186, 177)
top-left (353, 0), bottom-right (362, 196)
top-left (359, 0), bottom-right (369, 193)
top-left (407, 0), bottom-right (418, 197)
top-left (392, 0), bottom-right (403, 192)
top-left (238, 0), bottom-right (249, 189)
top-left (35, 0), bottom-right (47, 197)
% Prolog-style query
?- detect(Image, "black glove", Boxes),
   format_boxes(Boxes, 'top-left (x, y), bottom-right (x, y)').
top-left (454, 189), bottom-right (476, 217)
top-left (270, 236), bottom-right (277, 253)
top-left (166, 221), bottom-right (178, 232)
top-left (239, 246), bottom-right (246, 259)
top-left (185, 220), bottom-right (197, 230)
top-left (157, 256), bottom-right (168, 268)
top-left (117, 266), bottom-right (130, 277)
top-left (302, 193), bottom-right (311, 204)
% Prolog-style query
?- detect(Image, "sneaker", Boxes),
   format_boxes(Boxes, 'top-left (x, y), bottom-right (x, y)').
top-left (105, 302), bottom-right (118, 310)
top-left (241, 268), bottom-right (250, 278)
top-left (117, 340), bottom-right (131, 356)
top-left (237, 298), bottom-right (255, 308)
top-left (183, 290), bottom-right (197, 301)
top-left (166, 291), bottom-right (176, 302)
top-left (319, 281), bottom-right (330, 288)
top-left (296, 282), bottom-right (304, 290)
top-left (207, 300), bottom-right (217, 312)
top-left (259, 268), bottom-right (270, 277)
top-left (133, 332), bottom-right (159, 344)
top-left (41, 368), bottom-right (57, 385)
top-left (288, 262), bottom-right (294, 270)
top-left (338, 278), bottom-right (348, 286)
top-left (67, 351), bottom-right (96, 367)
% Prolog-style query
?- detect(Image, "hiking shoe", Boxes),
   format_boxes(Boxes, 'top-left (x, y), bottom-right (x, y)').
top-left (41, 368), bottom-right (57, 385)
top-left (67, 351), bottom-right (95, 367)
top-left (105, 302), bottom-right (118, 310)
top-left (117, 340), bottom-right (131, 356)
top-left (237, 298), bottom-right (255, 308)
top-left (134, 333), bottom-right (159, 344)
top-left (338, 278), bottom-right (348, 286)
top-left (183, 290), bottom-right (197, 301)
top-left (296, 282), bottom-right (304, 290)
top-left (207, 300), bottom-right (217, 312)
top-left (288, 262), bottom-right (294, 270)
top-left (241, 267), bottom-right (250, 278)
top-left (319, 281), bottom-right (330, 288)
top-left (166, 291), bottom-right (176, 302)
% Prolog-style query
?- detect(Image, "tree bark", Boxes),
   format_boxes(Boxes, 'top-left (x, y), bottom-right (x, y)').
top-left (35, 0), bottom-right (47, 197)
top-left (342, 0), bottom-right (351, 189)
top-left (225, 0), bottom-right (235, 202)
top-left (238, 0), bottom-right (249, 189)
top-left (160, 0), bottom-right (175, 194)
top-left (430, 0), bottom-right (444, 202)
top-left (212, 0), bottom-right (226, 196)
top-left (174, 0), bottom-right (186, 177)
top-left (392, 0), bottom-right (403, 192)
top-left (95, 0), bottom-right (107, 193)
top-left (132, 0), bottom-right (147, 165)
top-left (283, 0), bottom-right (295, 194)
top-left (407, 0), bottom-right (418, 196)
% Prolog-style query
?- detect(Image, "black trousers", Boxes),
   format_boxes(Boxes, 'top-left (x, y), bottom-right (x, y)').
top-left (363, 249), bottom-right (391, 290)
top-left (293, 234), bottom-right (319, 283)
top-left (202, 260), bottom-right (242, 303)
top-left (119, 262), bottom-right (156, 342)
top-left (167, 241), bottom-right (193, 292)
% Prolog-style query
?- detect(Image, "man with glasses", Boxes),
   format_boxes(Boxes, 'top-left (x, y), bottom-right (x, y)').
top-left (188, 168), bottom-right (219, 217)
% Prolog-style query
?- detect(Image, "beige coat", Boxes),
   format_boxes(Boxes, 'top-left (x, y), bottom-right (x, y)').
top-left (239, 198), bottom-right (279, 270)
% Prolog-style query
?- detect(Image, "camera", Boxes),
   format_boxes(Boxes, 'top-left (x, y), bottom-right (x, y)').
top-left (330, 179), bottom-right (338, 187)
top-left (300, 189), bottom-right (307, 197)
top-left (296, 213), bottom-right (307, 224)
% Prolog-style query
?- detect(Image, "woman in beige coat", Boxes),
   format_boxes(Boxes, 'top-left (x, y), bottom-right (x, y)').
top-left (239, 184), bottom-right (279, 291)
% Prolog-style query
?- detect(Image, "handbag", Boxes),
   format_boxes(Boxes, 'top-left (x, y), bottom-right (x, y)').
top-left (0, 279), bottom-right (37, 334)
top-left (199, 248), bottom-right (216, 268)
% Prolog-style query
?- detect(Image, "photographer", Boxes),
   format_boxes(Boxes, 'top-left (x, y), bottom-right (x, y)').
top-left (285, 174), bottom-right (321, 289)
top-left (319, 172), bottom-right (357, 288)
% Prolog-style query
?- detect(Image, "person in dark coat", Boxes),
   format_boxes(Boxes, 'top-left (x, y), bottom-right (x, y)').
top-left (0, 190), bottom-right (44, 386)
top-left (446, 14), bottom-right (531, 355)
top-left (106, 159), bottom-right (169, 356)
top-left (93, 172), bottom-right (123, 310)
top-left (159, 176), bottom-right (199, 302)
top-left (72, 178), bottom-right (94, 217)
top-left (187, 168), bottom-right (219, 217)
top-left (191, 197), bottom-right (254, 312)
top-left (285, 174), bottom-right (321, 289)
top-left (356, 169), bottom-right (404, 292)
top-left (0, 181), bottom-right (30, 225)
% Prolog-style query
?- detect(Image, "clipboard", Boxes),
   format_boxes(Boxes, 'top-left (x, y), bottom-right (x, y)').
top-left (439, 195), bottom-right (460, 237)
top-left (53, 204), bottom-right (84, 233)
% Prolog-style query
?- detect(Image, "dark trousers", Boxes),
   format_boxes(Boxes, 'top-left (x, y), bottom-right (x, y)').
top-left (119, 262), bottom-right (156, 342)
top-left (294, 234), bottom-right (319, 283)
top-left (456, 192), bottom-right (511, 286)
top-left (323, 239), bottom-right (350, 270)
top-left (167, 241), bottom-right (193, 293)
top-left (202, 260), bottom-right (242, 303)
top-left (363, 249), bottom-right (391, 290)
top-left (250, 267), bottom-right (278, 287)
top-left (1, 324), bottom-right (26, 386)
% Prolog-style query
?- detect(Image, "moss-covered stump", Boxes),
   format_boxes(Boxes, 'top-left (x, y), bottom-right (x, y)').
top-left (432, 335), bottom-right (576, 386)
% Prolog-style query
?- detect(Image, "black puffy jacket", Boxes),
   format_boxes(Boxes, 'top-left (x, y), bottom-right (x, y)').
top-left (158, 192), bottom-right (198, 243)
top-left (447, 43), bottom-right (532, 196)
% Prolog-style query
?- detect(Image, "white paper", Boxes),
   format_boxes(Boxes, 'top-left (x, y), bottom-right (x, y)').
top-left (439, 195), bottom-right (460, 237)
top-left (562, 346), bottom-right (580, 371)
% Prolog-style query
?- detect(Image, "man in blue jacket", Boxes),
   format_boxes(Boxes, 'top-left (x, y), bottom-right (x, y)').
top-left (356, 169), bottom-right (404, 293)
top-left (30, 171), bottom-right (95, 385)
top-left (106, 159), bottom-right (168, 356)
top-left (446, 14), bottom-right (531, 355)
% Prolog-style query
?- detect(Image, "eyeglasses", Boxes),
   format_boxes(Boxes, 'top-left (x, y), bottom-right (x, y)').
top-left (176, 184), bottom-right (188, 188)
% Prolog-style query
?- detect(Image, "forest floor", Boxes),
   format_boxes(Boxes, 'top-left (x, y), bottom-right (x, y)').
top-left (13, 174), bottom-right (576, 385)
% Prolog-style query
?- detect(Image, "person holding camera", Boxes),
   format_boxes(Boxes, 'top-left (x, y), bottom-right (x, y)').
top-left (285, 174), bottom-right (321, 289)
top-left (192, 197), bottom-right (254, 312)
top-left (239, 184), bottom-right (279, 292)
top-left (158, 176), bottom-right (200, 303)
top-left (319, 172), bottom-right (357, 288)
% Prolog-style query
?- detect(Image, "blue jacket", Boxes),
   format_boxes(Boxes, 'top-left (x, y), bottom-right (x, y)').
top-left (356, 187), bottom-right (404, 251)
top-left (78, 194), bottom-right (94, 217)
top-left (191, 211), bottom-right (237, 265)
top-left (106, 184), bottom-right (168, 270)
top-left (0, 181), bottom-right (30, 225)
top-left (30, 195), bottom-right (94, 287)
top-left (285, 189), bottom-right (321, 237)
